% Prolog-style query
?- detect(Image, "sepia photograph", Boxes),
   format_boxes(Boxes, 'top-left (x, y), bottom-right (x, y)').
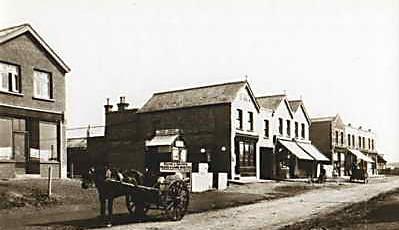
top-left (0, 0), bottom-right (398, 229)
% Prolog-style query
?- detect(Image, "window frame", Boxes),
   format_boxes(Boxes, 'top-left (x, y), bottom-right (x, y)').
top-left (278, 118), bottom-right (283, 135)
top-left (0, 61), bottom-right (21, 94)
top-left (340, 132), bottom-right (344, 145)
top-left (286, 120), bottom-right (291, 137)
top-left (247, 111), bottom-right (254, 131)
top-left (39, 121), bottom-right (60, 162)
top-left (294, 121), bottom-right (299, 138)
top-left (347, 134), bottom-right (351, 146)
top-left (301, 123), bottom-right (305, 139)
top-left (264, 119), bottom-right (269, 138)
top-left (33, 69), bottom-right (53, 100)
top-left (236, 109), bottom-right (243, 130)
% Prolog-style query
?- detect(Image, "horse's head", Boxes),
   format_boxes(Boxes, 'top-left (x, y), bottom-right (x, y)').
top-left (81, 167), bottom-right (96, 189)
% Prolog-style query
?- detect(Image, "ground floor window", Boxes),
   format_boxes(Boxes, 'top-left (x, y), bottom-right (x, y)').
top-left (234, 137), bottom-right (257, 176)
top-left (0, 118), bottom-right (12, 159)
top-left (0, 117), bottom-right (26, 160)
top-left (39, 121), bottom-right (59, 161)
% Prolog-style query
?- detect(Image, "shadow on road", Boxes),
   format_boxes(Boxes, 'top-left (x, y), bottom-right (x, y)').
top-left (28, 213), bottom-right (168, 229)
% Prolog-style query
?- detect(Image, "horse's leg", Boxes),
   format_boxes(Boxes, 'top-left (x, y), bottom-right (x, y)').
top-left (98, 188), bottom-right (106, 219)
top-left (107, 198), bottom-right (114, 224)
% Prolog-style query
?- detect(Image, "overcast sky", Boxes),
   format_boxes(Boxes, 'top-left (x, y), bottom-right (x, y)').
top-left (1, 0), bottom-right (398, 161)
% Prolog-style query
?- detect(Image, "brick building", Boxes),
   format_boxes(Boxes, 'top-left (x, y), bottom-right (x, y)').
top-left (0, 24), bottom-right (70, 178)
top-left (310, 114), bottom-right (384, 177)
top-left (100, 81), bottom-right (259, 179)
top-left (94, 81), bottom-right (328, 181)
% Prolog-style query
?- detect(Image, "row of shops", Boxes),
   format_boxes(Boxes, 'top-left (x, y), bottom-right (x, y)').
top-left (68, 80), bottom-right (386, 183)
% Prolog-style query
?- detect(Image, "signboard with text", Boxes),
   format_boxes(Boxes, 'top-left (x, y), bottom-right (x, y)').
top-left (160, 162), bottom-right (192, 173)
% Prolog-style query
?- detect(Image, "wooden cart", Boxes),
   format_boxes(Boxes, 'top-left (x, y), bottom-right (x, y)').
top-left (106, 172), bottom-right (190, 221)
top-left (349, 168), bottom-right (368, 184)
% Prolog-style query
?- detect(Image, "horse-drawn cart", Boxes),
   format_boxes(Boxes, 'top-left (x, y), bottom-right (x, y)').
top-left (349, 168), bottom-right (368, 184)
top-left (105, 171), bottom-right (190, 221)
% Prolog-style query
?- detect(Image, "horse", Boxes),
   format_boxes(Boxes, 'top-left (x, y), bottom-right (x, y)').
top-left (81, 165), bottom-right (144, 227)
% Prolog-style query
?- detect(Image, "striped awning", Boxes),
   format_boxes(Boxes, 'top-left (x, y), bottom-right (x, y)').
top-left (297, 142), bottom-right (330, 162)
top-left (348, 149), bottom-right (374, 163)
top-left (278, 140), bottom-right (313, 160)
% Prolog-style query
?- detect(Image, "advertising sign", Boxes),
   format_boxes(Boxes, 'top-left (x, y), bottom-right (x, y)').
top-left (160, 162), bottom-right (192, 173)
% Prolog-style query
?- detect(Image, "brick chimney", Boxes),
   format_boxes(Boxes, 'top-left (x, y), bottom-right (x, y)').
top-left (117, 96), bottom-right (129, 111)
top-left (104, 98), bottom-right (113, 113)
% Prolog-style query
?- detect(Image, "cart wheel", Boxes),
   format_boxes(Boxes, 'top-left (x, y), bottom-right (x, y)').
top-left (165, 180), bottom-right (190, 221)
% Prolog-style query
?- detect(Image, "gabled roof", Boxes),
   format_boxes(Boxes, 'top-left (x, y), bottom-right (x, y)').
top-left (138, 80), bottom-right (259, 113)
top-left (0, 24), bottom-right (70, 73)
top-left (288, 100), bottom-right (302, 112)
top-left (256, 94), bottom-right (293, 118)
top-left (256, 94), bottom-right (286, 111)
top-left (289, 100), bottom-right (311, 125)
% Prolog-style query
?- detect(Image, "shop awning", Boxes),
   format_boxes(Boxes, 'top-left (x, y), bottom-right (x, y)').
top-left (297, 142), bottom-right (330, 162)
top-left (348, 149), bottom-right (374, 163)
top-left (145, 134), bottom-right (178, 147)
top-left (278, 140), bottom-right (313, 160)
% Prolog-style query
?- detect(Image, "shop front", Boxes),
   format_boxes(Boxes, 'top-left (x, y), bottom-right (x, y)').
top-left (234, 134), bottom-right (258, 178)
top-left (0, 108), bottom-right (63, 178)
top-left (275, 139), bottom-right (314, 179)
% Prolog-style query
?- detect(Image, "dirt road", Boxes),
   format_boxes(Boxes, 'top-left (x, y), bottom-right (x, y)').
top-left (104, 176), bottom-right (399, 230)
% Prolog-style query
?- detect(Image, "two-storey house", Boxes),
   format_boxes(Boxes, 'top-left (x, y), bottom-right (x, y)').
top-left (345, 124), bottom-right (378, 175)
top-left (257, 95), bottom-right (328, 179)
top-left (0, 24), bottom-right (70, 178)
top-left (310, 114), bottom-right (378, 177)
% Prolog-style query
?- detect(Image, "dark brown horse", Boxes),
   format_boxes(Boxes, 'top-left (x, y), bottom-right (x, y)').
top-left (81, 165), bottom-right (144, 227)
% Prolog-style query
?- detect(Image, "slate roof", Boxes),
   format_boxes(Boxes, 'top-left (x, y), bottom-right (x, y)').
top-left (138, 81), bottom-right (249, 113)
top-left (256, 94), bottom-right (286, 110)
top-left (311, 116), bottom-right (337, 122)
top-left (0, 24), bottom-right (70, 73)
top-left (288, 100), bottom-right (302, 112)
top-left (66, 126), bottom-right (105, 139)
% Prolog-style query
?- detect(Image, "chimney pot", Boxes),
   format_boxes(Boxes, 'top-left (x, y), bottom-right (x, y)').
top-left (104, 98), bottom-right (113, 113)
top-left (117, 96), bottom-right (129, 111)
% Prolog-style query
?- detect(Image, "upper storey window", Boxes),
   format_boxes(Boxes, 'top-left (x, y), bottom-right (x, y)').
top-left (34, 70), bottom-right (53, 100)
top-left (0, 62), bottom-right (20, 93)
top-left (236, 109), bottom-right (243, 130)
top-left (248, 111), bottom-right (254, 131)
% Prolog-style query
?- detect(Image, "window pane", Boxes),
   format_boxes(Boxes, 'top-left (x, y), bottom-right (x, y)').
top-left (39, 122), bottom-right (58, 161)
top-left (0, 118), bottom-right (12, 160)
top-left (0, 63), bottom-right (19, 93)
top-left (34, 71), bottom-right (51, 99)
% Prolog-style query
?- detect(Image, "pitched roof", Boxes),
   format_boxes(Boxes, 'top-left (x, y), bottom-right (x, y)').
top-left (0, 24), bottom-right (70, 73)
top-left (66, 125), bottom-right (105, 139)
top-left (311, 116), bottom-right (337, 122)
top-left (138, 81), bottom-right (253, 113)
top-left (288, 100), bottom-right (302, 112)
top-left (256, 94), bottom-right (286, 110)
top-left (289, 100), bottom-right (311, 125)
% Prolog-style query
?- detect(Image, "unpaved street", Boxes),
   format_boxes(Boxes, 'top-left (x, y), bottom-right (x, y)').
top-left (105, 176), bottom-right (399, 230)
